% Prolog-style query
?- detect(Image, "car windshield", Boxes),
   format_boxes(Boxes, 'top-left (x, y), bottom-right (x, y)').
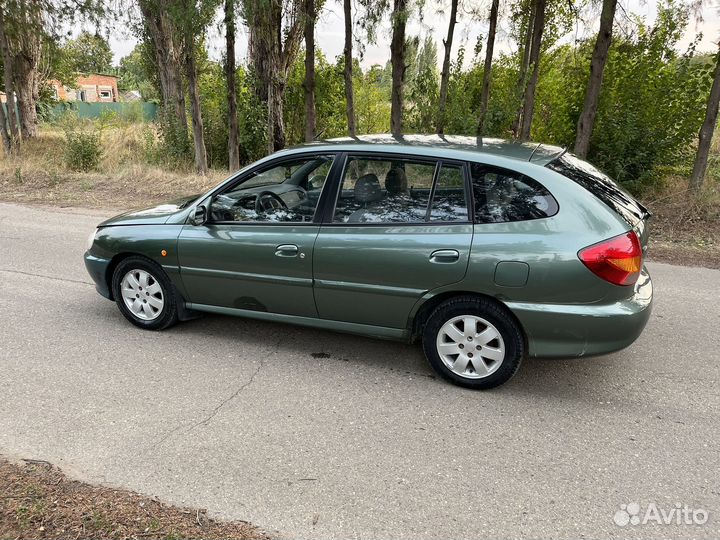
top-left (546, 153), bottom-right (649, 226)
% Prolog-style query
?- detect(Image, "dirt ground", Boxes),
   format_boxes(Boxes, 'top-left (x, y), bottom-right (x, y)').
top-left (0, 457), bottom-right (268, 540)
top-left (642, 181), bottom-right (720, 269)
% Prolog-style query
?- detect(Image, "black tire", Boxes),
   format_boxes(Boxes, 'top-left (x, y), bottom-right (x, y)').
top-left (111, 256), bottom-right (179, 331)
top-left (422, 296), bottom-right (524, 389)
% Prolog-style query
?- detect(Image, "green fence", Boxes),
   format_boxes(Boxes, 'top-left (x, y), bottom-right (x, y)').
top-left (46, 101), bottom-right (158, 121)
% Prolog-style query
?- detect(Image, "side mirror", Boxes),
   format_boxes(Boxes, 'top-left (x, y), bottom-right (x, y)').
top-left (191, 205), bottom-right (207, 226)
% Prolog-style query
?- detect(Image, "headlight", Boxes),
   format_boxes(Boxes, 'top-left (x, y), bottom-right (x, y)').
top-left (86, 228), bottom-right (98, 251)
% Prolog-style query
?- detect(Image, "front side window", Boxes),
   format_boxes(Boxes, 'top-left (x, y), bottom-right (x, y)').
top-left (471, 163), bottom-right (558, 224)
top-left (210, 155), bottom-right (334, 223)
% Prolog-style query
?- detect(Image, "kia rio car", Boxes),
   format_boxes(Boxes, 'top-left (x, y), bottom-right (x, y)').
top-left (84, 135), bottom-right (652, 389)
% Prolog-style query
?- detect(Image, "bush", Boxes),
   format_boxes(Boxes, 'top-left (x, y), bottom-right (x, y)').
top-left (141, 107), bottom-right (192, 170)
top-left (64, 130), bottom-right (103, 171)
top-left (59, 113), bottom-right (103, 172)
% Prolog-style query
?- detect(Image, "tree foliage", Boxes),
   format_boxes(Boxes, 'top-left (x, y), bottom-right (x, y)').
top-left (59, 31), bottom-right (113, 75)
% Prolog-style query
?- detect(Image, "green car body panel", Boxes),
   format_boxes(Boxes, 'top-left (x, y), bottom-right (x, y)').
top-left (84, 135), bottom-right (652, 357)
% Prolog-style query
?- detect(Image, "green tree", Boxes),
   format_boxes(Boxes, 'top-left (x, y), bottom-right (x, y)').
top-left (117, 42), bottom-right (159, 101)
top-left (60, 31), bottom-right (113, 74)
top-left (0, 0), bottom-right (106, 142)
top-left (407, 36), bottom-right (439, 132)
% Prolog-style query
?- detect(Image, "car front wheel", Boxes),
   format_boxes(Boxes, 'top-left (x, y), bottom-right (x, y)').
top-left (111, 256), bottom-right (178, 331)
top-left (422, 296), bottom-right (524, 389)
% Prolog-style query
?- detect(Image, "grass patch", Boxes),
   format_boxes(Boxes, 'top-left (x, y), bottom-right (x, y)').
top-left (0, 126), bottom-right (223, 209)
top-left (0, 457), bottom-right (268, 540)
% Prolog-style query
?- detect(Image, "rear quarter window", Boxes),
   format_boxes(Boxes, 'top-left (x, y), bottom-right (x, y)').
top-left (546, 154), bottom-right (648, 226)
top-left (470, 163), bottom-right (558, 224)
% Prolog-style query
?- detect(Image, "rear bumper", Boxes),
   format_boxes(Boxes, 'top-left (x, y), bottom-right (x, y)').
top-left (507, 266), bottom-right (653, 358)
top-left (84, 252), bottom-right (113, 300)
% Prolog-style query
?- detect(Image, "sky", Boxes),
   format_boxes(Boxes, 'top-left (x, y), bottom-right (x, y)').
top-left (104, 0), bottom-right (720, 69)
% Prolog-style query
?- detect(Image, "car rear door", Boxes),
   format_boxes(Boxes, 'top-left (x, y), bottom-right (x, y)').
top-left (312, 153), bottom-right (474, 329)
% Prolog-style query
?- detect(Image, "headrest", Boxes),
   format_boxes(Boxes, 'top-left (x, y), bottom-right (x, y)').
top-left (385, 167), bottom-right (408, 194)
top-left (354, 174), bottom-right (382, 203)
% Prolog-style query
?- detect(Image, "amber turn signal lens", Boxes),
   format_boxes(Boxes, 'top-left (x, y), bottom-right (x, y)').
top-left (161, 249), bottom-right (167, 257)
top-left (578, 232), bottom-right (642, 286)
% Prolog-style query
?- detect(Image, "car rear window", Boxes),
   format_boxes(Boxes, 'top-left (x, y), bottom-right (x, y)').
top-left (470, 163), bottom-right (558, 224)
top-left (546, 153), bottom-right (649, 226)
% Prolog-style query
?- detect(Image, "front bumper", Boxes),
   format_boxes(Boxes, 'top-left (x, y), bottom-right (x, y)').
top-left (507, 266), bottom-right (653, 358)
top-left (84, 252), bottom-right (113, 300)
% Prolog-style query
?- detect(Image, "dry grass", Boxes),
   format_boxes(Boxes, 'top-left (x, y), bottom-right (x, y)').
top-left (642, 171), bottom-right (720, 268)
top-left (0, 457), bottom-right (268, 540)
top-left (0, 125), bottom-right (223, 210)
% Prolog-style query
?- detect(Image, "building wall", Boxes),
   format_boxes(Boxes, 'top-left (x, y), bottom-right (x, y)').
top-left (49, 74), bottom-right (119, 103)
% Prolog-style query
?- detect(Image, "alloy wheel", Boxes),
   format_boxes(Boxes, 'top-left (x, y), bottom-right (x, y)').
top-left (120, 269), bottom-right (164, 321)
top-left (435, 315), bottom-right (505, 379)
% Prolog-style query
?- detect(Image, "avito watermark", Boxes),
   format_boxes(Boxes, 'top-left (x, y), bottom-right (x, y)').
top-left (613, 502), bottom-right (709, 527)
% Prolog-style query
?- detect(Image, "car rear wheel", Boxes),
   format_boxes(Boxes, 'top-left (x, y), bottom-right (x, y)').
top-left (422, 296), bottom-right (524, 389)
top-left (111, 256), bottom-right (178, 331)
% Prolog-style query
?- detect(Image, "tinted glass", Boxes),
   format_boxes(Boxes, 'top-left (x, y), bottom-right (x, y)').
top-left (471, 163), bottom-right (558, 223)
top-left (333, 158), bottom-right (435, 223)
top-left (429, 164), bottom-right (468, 221)
top-left (546, 153), bottom-right (648, 226)
top-left (210, 155), bottom-right (333, 223)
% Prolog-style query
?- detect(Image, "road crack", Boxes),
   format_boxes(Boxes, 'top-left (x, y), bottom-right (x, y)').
top-left (150, 337), bottom-right (285, 450)
top-left (0, 268), bottom-right (92, 286)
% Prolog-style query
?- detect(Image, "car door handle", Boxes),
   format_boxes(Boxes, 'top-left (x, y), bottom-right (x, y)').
top-left (275, 244), bottom-right (299, 257)
top-left (429, 249), bottom-right (460, 263)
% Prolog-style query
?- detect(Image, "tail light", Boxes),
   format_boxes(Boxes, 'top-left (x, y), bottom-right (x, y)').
top-left (578, 232), bottom-right (642, 286)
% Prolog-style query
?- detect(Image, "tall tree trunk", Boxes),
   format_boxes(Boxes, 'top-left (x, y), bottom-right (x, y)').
top-left (185, 50), bottom-right (208, 174)
top-left (140, 3), bottom-right (189, 142)
top-left (390, 0), bottom-right (408, 136)
top-left (343, 0), bottom-right (356, 136)
top-left (574, 0), bottom-right (617, 158)
top-left (168, 51), bottom-right (188, 138)
top-left (0, 7), bottom-right (20, 145)
top-left (14, 52), bottom-right (39, 139)
top-left (225, 0), bottom-right (240, 170)
top-left (477, 0), bottom-right (500, 135)
top-left (0, 87), bottom-right (11, 154)
top-left (518, 0), bottom-right (545, 141)
top-left (5, 2), bottom-right (41, 140)
top-left (267, 77), bottom-right (275, 154)
top-left (511, 0), bottom-right (534, 137)
top-left (303, 0), bottom-right (316, 142)
top-left (246, 0), bottom-right (303, 151)
top-left (689, 46), bottom-right (720, 194)
top-left (437, 0), bottom-right (458, 135)
top-left (270, 76), bottom-right (287, 150)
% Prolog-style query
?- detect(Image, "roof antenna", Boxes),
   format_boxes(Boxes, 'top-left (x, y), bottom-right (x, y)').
top-left (528, 143), bottom-right (542, 162)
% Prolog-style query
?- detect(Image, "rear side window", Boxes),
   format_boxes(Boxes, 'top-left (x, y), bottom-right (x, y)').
top-left (333, 157), bottom-right (469, 224)
top-left (546, 154), bottom-right (648, 226)
top-left (333, 157), bottom-right (434, 223)
top-left (429, 164), bottom-right (468, 222)
top-left (470, 163), bottom-right (558, 224)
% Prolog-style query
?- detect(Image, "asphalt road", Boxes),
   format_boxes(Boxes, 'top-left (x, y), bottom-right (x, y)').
top-left (1, 201), bottom-right (719, 539)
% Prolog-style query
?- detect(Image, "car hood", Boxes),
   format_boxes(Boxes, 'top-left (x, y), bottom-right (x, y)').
top-left (99, 194), bottom-right (201, 227)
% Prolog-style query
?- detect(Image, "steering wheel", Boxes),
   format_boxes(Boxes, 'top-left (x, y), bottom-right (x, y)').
top-left (255, 191), bottom-right (288, 214)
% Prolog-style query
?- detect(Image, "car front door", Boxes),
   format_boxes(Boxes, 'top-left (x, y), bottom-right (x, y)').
top-left (178, 153), bottom-right (338, 317)
top-left (313, 154), bottom-right (474, 329)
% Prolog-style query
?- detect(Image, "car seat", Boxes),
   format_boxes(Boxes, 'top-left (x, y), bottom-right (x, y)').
top-left (347, 173), bottom-right (383, 223)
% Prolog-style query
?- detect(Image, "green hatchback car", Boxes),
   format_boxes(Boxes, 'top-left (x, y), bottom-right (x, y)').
top-left (84, 135), bottom-right (653, 389)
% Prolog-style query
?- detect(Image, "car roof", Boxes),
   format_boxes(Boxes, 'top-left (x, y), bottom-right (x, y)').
top-left (286, 134), bottom-right (566, 166)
